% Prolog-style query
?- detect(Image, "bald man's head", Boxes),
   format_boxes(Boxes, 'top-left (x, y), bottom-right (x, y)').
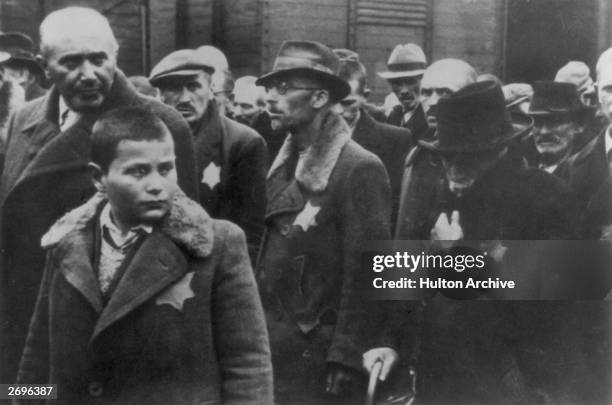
top-left (420, 58), bottom-right (477, 128)
top-left (40, 7), bottom-right (118, 59)
top-left (39, 7), bottom-right (118, 112)
top-left (233, 76), bottom-right (266, 126)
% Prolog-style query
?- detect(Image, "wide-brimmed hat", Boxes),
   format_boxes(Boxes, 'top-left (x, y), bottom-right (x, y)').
top-left (419, 81), bottom-right (533, 153)
top-left (149, 49), bottom-right (215, 86)
top-left (0, 32), bottom-right (44, 76)
top-left (255, 40), bottom-right (350, 101)
top-left (377, 43), bottom-right (426, 80)
top-left (528, 80), bottom-right (591, 119)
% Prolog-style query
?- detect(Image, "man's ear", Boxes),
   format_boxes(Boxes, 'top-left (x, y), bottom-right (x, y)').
top-left (36, 54), bottom-right (52, 80)
top-left (88, 163), bottom-right (106, 193)
top-left (311, 89), bottom-right (330, 109)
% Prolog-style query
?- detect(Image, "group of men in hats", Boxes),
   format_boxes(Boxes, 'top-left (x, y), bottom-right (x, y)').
top-left (0, 5), bottom-right (611, 405)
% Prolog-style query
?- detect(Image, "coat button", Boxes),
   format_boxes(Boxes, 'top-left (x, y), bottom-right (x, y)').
top-left (88, 381), bottom-right (103, 397)
top-left (280, 224), bottom-right (291, 236)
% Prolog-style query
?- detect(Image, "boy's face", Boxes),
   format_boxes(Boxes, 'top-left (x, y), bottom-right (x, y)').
top-left (94, 134), bottom-right (178, 231)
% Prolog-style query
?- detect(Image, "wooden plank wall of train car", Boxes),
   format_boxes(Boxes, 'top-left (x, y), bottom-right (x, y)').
top-left (211, 0), bottom-right (263, 78)
top-left (349, 0), bottom-right (430, 103)
top-left (261, 0), bottom-right (349, 76)
top-left (430, 0), bottom-right (504, 80)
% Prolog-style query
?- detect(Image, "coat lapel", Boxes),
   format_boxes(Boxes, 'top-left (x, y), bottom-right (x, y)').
top-left (57, 223), bottom-right (103, 314)
top-left (573, 131), bottom-right (607, 192)
top-left (92, 232), bottom-right (188, 341)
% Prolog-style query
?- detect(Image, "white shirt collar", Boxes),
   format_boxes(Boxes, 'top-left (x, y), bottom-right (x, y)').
top-left (99, 203), bottom-right (153, 248)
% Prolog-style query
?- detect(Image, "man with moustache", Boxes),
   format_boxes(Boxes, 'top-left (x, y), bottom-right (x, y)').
top-left (150, 49), bottom-right (267, 261)
top-left (335, 53), bottom-right (412, 227)
top-left (395, 58), bottom-right (477, 239)
top-left (0, 7), bottom-right (199, 382)
top-left (255, 40), bottom-right (392, 404)
top-left (233, 75), bottom-right (285, 160)
top-left (379, 44), bottom-right (428, 140)
top-left (527, 81), bottom-right (588, 176)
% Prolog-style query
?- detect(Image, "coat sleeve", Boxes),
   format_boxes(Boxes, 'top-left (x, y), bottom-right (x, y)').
top-left (15, 250), bottom-right (54, 392)
top-left (229, 134), bottom-right (268, 263)
top-left (212, 222), bottom-right (273, 405)
top-left (326, 155), bottom-right (392, 371)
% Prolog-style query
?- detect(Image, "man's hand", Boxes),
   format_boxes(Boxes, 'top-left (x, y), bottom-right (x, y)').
top-left (430, 211), bottom-right (463, 248)
top-left (325, 362), bottom-right (354, 396)
top-left (362, 347), bottom-right (399, 381)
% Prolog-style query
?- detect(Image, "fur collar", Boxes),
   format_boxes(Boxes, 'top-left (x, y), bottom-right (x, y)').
top-left (268, 110), bottom-right (351, 192)
top-left (41, 190), bottom-right (214, 258)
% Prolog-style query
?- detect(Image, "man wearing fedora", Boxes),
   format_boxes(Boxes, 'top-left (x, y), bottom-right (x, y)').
top-left (0, 32), bottom-right (47, 101)
top-left (334, 51), bottom-right (412, 229)
top-left (527, 81), bottom-right (588, 176)
top-left (404, 81), bottom-right (577, 403)
top-left (395, 58), bottom-right (477, 240)
top-left (255, 40), bottom-right (392, 404)
top-left (150, 49), bottom-right (268, 263)
top-left (379, 43), bottom-right (429, 141)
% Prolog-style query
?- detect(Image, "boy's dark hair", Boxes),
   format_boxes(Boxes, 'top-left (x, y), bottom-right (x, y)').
top-left (91, 107), bottom-right (171, 172)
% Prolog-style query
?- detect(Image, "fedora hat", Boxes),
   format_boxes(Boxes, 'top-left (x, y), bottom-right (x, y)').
top-left (255, 40), bottom-right (350, 101)
top-left (419, 81), bottom-right (533, 153)
top-left (0, 32), bottom-right (44, 76)
top-left (377, 43), bottom-right (426, 80)
top-left (528, 80), bottom-right (590, 118)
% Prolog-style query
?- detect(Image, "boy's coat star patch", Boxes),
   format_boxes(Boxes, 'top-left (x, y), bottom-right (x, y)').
top-left (156, 272), bottom-right (195, 311)
top-left (293, 201), bottom-right (320, 232)
top-left (202, 162), bottom-right (221, 188)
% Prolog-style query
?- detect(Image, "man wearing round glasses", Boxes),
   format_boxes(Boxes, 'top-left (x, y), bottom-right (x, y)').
top-left (256, 40), bottom-right (392, 404)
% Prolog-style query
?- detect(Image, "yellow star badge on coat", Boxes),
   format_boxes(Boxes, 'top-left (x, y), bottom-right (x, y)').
top-left (293, 201), bottom-right (320, 232)
top-left (202, 162), bottom-right (221, 188)
top-left (156, 272), bottom-right (196, 311)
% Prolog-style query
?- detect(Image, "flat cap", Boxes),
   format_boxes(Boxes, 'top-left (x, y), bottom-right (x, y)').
top-left (149, 49), bottom-right (215, 85)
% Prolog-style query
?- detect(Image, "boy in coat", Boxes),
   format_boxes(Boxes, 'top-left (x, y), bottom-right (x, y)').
top-left (17, 107), bottom-right (273, 404)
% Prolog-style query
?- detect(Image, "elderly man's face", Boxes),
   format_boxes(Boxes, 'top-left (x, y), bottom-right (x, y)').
top-left (441, 149), bottom-right (502, 197)
top-left (43, 35), bottom-right (116, 112)
top-left (264, 75), bottom-right (323, 132)
top-left (532, 115), bottom-right (580, 160)
top-left (233, 86), bottom-right (264, 126)
top-left (159, 71), bottom-right (212, 127)
top-left (388, 76), bottom-right (421, 112)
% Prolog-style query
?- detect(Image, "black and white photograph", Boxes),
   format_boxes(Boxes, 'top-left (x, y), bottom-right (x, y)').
top-left (0, 0), bottom-right (610, 404)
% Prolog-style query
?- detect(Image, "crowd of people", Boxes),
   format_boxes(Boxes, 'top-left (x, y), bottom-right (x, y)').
top-left (0, 5), bottom-right (610, 405)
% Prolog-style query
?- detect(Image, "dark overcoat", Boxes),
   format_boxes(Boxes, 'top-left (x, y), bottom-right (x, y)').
top-left (386, 103), bottom-right (428, 141)
top-left (352, 109), bottom-right (413, 229)
top-left (256, 111), bottom-right (391, 403)
top-left (193, 102), bottom-right (267, 262)
top-left (396, 155), bottom-right (609, 404)
top-left (559, 129), bottom-right (610, 235)
top-left (17, 192), bottom-right (273, 405)
top-left (0, 70), bottom-right (199, 382)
